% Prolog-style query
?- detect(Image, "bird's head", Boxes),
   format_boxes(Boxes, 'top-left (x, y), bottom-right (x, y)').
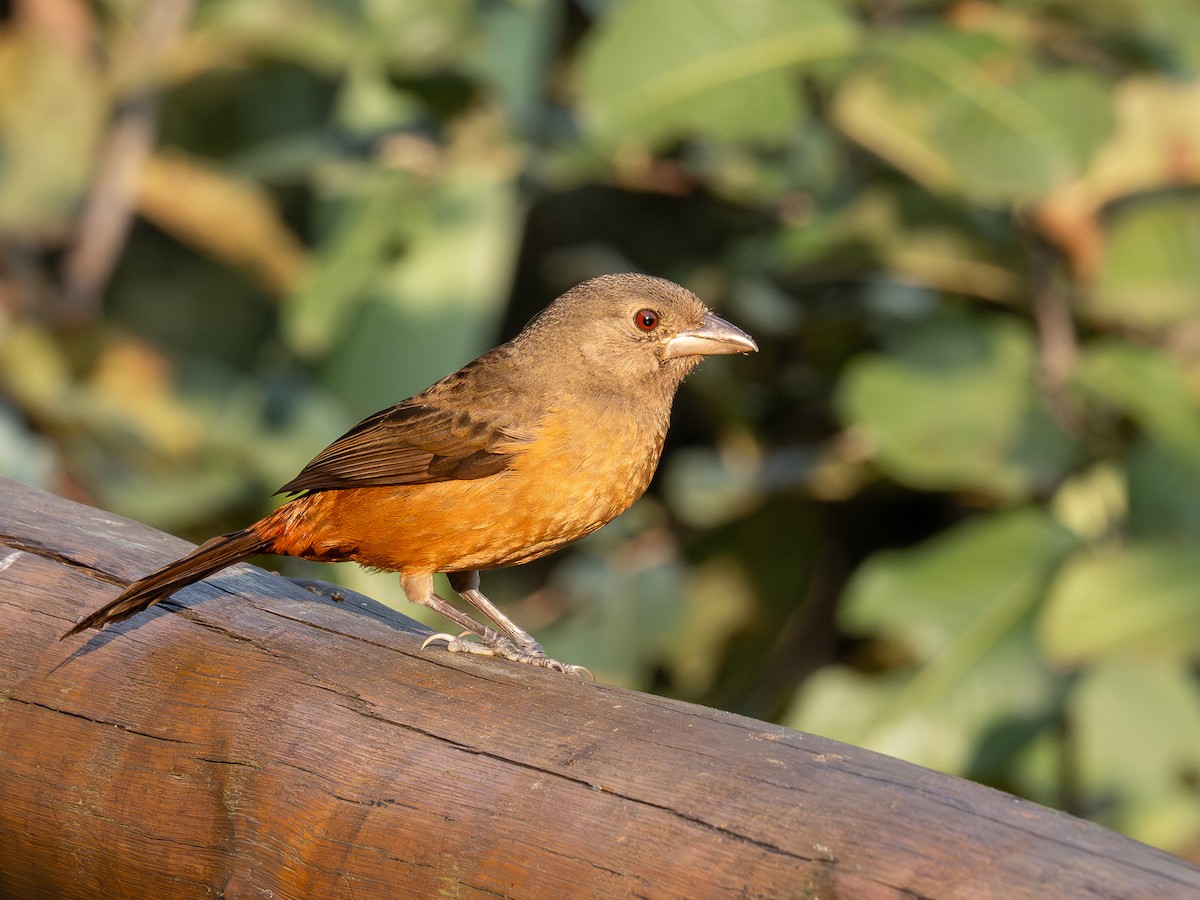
top-left (520, 273), bottom-right (757, 397)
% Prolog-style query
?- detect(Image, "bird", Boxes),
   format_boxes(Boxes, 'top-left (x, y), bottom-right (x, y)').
top-left (62, 273), bottom-right (757, 675)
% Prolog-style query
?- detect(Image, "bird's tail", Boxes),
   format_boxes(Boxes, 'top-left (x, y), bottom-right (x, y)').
top-left (61, 528), bottom-right (270, 639)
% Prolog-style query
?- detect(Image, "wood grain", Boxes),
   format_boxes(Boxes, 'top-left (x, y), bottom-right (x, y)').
top-left (1, 476), bottom-right (1197, 898)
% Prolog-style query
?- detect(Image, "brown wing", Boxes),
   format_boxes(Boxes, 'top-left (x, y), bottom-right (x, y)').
top-left (276, 402), bottom-right (532, 495)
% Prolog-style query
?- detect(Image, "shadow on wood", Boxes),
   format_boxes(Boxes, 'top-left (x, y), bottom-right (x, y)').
top-left (1, 476), bottom-right (1197, 898)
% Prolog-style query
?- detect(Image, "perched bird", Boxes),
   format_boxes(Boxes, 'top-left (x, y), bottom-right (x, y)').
top-left (63, 274), bottom-right (757, 674)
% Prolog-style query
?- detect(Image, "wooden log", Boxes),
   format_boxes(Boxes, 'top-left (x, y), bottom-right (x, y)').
top-left (0, 475), bottom-right (1197, 899)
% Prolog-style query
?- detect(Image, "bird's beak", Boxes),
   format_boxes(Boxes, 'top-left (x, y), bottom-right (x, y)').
top-left (662, 312), bottom-right (758, 359)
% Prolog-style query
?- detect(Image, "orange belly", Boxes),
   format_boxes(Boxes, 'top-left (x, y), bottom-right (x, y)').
top-left (260, 409), bottom-right (665, 575)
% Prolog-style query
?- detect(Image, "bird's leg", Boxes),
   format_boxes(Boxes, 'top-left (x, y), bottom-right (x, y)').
top-left (402, 572), bottom-right (591, 678)
top-left (446, 570), bottom-right (543, 654)
top-left (400, 573), bottom-right (513, 650)
top-left (446, 571), bottom-right (592, 679)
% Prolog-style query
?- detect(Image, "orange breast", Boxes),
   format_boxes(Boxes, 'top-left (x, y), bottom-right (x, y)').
top-left (260, 402), bottom-right (667, 576)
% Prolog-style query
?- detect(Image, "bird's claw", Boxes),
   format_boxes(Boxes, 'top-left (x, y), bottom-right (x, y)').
top-left (421, 631), bottom-right (593, 680)
top-left (420, 630), bottom-right (471, 652)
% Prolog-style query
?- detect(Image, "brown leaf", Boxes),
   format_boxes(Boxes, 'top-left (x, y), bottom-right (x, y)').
top-left (136, 150), bottom-right (310, 297)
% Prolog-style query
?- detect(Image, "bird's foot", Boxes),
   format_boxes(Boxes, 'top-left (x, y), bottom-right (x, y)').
top-left (421, 631), bottom-right (593, 680)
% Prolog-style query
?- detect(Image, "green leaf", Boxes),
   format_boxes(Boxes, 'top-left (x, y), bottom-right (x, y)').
top-left (786, 510), bottom-right (1076, 771)
top-left (1069, 659), bottom-right (1200, 853)
top-left (833, 28), bottom-right (1113, 204)
top-left (1075, 339), bottom-right (1200, 465)
top-left (663, 446), bottom-right (765, 528)
top-left (768, 184), bottom-right (1027, 301)
top-left (1085, 197), bottom-right (1200, 328)
top-left (844, 509), bottom-right (1077, 645)
top-left (285, 171), bottom-right (424, 359)
top-left (786, 629), bottom-right (1056, 774)
top-left (0, 32), bottom-right (105, 234)
top-left (335, 59), bottom-right (422, 133)
top-left (838, 313), bottom-right (1071, 498)
top-left (197, 0), bottom-right (470, 74)
top-left (1016, 0), bottom-right (1200, 74)
top-left (1126, 438), bottom-right (1200, 540)
top-left (1040, 541), bottom-right (1200, 664)
top-left (467, 0), bottom-right (562, 133)
top-left (1063, 78), bottom-right (1200, 214)
top-left (317, 162), bottom-right (523, 417)
top-left (577, 0), bottom-right (859, 146)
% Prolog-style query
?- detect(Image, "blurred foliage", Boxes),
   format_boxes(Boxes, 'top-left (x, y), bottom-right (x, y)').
top-left (2, 0), bottom-right (1200, 860)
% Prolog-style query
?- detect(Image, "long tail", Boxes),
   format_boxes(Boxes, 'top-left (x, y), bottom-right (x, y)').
top-left (61, 528), bottom-right (270, 638)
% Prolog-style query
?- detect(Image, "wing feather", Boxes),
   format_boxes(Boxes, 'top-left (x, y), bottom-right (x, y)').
top-left (276, 402), bottom-right (531, 495)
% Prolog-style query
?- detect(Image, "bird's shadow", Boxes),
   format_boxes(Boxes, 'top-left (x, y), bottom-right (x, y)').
top-left (279, 574), bottom-right (429, 637)
top-left (53, 567), bottom-right (429, 674)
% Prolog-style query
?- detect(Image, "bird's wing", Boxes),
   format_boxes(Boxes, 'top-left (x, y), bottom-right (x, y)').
top-left (275, 401), bottom-right (533, 494)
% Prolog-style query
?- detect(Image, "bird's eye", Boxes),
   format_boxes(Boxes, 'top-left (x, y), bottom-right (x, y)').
top-left (634, 309), bottom-right (659, 332)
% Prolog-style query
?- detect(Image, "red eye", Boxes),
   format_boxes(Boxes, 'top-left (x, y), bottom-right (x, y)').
top-left (634, 309), bottom-right (659, 332)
